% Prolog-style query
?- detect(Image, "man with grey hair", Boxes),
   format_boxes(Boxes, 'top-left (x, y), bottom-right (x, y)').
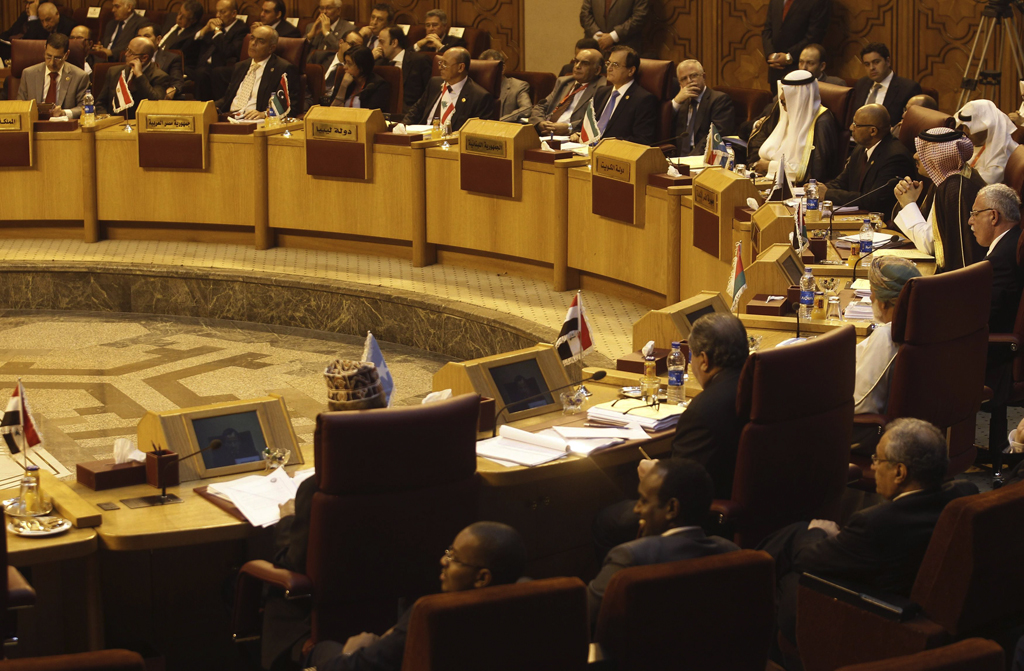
top-left (216, 25), bottom-right (301, 118)
top-left (970, 183), bottom-right (1024, 336)
top-left (306, 0), bottom-right (355, 53)
top-left (413, 8), bottom-right (466, 54)
top-left (96, 0), bottom-right (144, 61)
top-left (760, 417), bottom-right (977, 652)
top-left (20, 1), bottom-right (74, 40)
top-left (672, 58), bottom-right (735, 156)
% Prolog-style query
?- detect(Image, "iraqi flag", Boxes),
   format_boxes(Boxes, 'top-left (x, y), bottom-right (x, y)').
top-left (268, 73), bottom-right (291, 118)
top-left (579, 99), bottom-right (601, 145)
top-left (112, 68), bottom-right (134, 114)
top-left (726, 241), bottom-right (747, 312)
top-left (0, 384), bottom-right (40, 455)
top-left (555, 292), bottom-right (594, 365)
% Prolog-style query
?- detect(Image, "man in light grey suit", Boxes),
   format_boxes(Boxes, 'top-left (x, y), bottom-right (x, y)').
top-left (18, 33), bottom-right (90, 119)
top-left (580, 0), bottom-right (649, 53)
top-left (587, 459), bottom-right (739, 627)
top-left (480, 49), bottom-right (532, 123)
top-left (528, 48), bottom-right (605, 135)
top-left (305, 0), bottom-right (355, 54)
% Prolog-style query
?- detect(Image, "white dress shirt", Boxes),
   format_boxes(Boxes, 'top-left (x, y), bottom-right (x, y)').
top-left (987, 228), bottom-right (1011, 258)
top-left (229, 56), bottom-right (269, 114)
top-left (854, 322), bottom-right (898, 414)
top-left (390, 49), bottom-right (405, 67)
top-left (867, 71), bottom-right (894, 106)
top-left (602, 78), bottom-right (633, 123)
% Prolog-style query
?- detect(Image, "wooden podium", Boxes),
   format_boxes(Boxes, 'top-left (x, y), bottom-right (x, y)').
top-left (741, 243), bottom-right (805, 312)
top-left (692, 167), bottom-right (760, 262)
top-left (304, 106), bottom-right (388, 180)
top-left (136, 100), bottom-right (216, 170)
top-left (591, 139), bottom-right (665, 225)
top-left (458, 119), bottom-right (540, 199)
top-left (0, 100), bottom-right (38, 167)
top-left (632, 291), bottom-right (730, 350)
top-left (750, 202), bottom-right (795, 258)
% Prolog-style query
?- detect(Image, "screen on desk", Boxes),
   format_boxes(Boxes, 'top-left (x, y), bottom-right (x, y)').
top-left (191, 411), bottom-right (268, 470)
top-left (782, 256), bottom-right (803, 286)
top-left (489, 358), bottom-right (554, 414)
top-left (685, 304), bottom-right (717, 326)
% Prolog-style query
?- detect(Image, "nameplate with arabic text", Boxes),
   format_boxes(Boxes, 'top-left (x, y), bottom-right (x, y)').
top-left (594, 156), bottom-right (632, 182)
top-left (311, 121), bottom-right (359, 141)
top-left (463, 134), bottom-right (507, 158)
top-left (694, 184), bottom-right (719, 214)
top-left (0, 115), bottom-right (23, 132)
top-left (145, 115), bottom-right (195, 132)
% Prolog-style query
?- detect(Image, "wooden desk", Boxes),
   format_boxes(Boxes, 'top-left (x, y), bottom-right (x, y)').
top-left (0, 124), bottom-right (85, 233)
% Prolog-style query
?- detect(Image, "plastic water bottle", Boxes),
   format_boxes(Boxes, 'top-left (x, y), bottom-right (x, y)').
top-left (805, 179), bottom-right (819, 224)
top-left (725, 143), bottom-right (735, 171)
top-left (82, 89), bottom-right (95, 125)
top-left (859, 219), bottom-right (874, 256)
top-left (667, 342), bottom-right (686, 405)
top-left (799, 268), bottom-right (815, 320)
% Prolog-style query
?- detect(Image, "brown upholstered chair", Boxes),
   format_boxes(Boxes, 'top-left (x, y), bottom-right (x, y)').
top-left (1003, 145), bottom-right (1024, 198)
top-left (406, 26), bottom-right (490, 58)
top-left (467, 59), bottom-right (502, 120)
top-left (834, 638), bottom-right (1004, 671)
top-left (0, 650), bottom-right (146, 671)
top-left (594, 550), bottom-right (775, 671)
top-left (240, 34), bottom-right (308, 68)
top-left (898, 106), bottom-right (956, 153)
top-left (712, 326), bottom-right (855, 548)
top-left (305, 62), bottom-right (324, 108)
top-left (984, 268), bottom-right (1024, 473)
top-left (72, 6), bottom-right (110, 38)
top-left (635, 59), bottom-right (675, 151)
top-left (818, 81), bottom-right (855, 161)
top-left (6, 38), bottom-right (87, 100)
top-left (232, 394), bottom-right (481, 647)
top-left (796, 482), bottom-right (1024, 671)
top-left (373, 64), bottom-right (404, 117)
top-left (506, 70), bottom-right (556, 105)
top-left (851, 263), bottom-right (991, 487)
top-left (715, 86), bottom-right (774, 126)
top-left (401, 578), bottom-right (589, 671)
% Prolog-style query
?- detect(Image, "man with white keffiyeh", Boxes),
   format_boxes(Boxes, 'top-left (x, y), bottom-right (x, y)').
top-left (892, 127), bottom-right (987, 273)
top-left (954, 99), bottom-right (1020, 186)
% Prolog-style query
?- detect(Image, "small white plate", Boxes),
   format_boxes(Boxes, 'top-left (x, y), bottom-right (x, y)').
top-left (8, 516), bottom-right (71, 537)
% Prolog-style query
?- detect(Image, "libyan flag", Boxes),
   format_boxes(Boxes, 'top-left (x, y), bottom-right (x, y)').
top-left (0, 384), bottom-right (40, 454)
top-left (268, 73), bottom-right (291, 117)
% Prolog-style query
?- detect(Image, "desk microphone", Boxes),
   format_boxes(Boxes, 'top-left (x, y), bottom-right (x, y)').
top-left (827, 177), bottom-right (900, 240)
top-left (491, 370), bottom-right (608, 437)
top-left (793, 302), bottom-right (802, 338)
top-left (153, 439), bottom-right (223, 499)
top-left (850, 234), bottom-right (901, 283)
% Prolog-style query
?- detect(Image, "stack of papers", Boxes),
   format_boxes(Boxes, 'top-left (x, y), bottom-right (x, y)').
top-left (206, 467), bottom-right (315, 527)
top-left (476, 426), bottom-right (569, 467)
top-left (844, 296), bottom-right (874, 321)
top-left (587, 399), bottom-right (686, 431)
top-left (850, 278), bottom-right (872, 298)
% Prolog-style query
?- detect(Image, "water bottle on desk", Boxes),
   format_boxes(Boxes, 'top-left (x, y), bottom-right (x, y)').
top-left (859, 219), bottom-right (874, 257)
top-left (799, 268), bottom-right (815, 320)
top-left (805, 179), bottom-right (820, 224)
top-left (725, 143), bottom-right (735, 171)
top-left (667, 342), bottom-right (686, 405)
top-left (82, 89), bottom-right (95, 125)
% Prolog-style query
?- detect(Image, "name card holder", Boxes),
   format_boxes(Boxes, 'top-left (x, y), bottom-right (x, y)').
top-left (0, 100), bottom-right (38, 167)
top-left (590, 139), bottom-right (665, 225)
top-left (304, 106), bottom-right (387, 180)
top-left (137, 100), bottom-right (216, 170)
top-left (742, 243), bottom-right (806, 313)
top-left (692, 167), bottom-right (760, 261)
top-left (459, 119), bottom-right (539, 199)
top-left (750, 202), bottom-right (794, 258)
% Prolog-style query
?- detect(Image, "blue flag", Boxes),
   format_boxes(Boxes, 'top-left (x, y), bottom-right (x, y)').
top-left (362, 332), bottom-right (394, 406)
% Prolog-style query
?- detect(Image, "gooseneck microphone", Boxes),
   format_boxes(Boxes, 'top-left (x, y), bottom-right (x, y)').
top-left (154, 439), bottom-right (223, 498)
top-left (827, 177), bottom-right (901, 240)
top-left (491, 370), bottom-right (608, 437)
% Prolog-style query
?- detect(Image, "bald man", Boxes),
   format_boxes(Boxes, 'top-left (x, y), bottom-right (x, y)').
top-left (21, 1), bottom-right (74, 40)
top-left (190, 0), bottom-right (248, 101)
top-left (820, 104), bottom-right (915, 218)
top-left (95, 36), bottom-right (172, 119)
top-left (216, 26), bottom-right (301, 119)
top-left (892, 94), bottom-right (938, 137)
top-left (402, 47), bottom-right (495, 132)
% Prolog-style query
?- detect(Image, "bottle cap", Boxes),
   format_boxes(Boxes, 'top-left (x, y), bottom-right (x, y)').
top-left (25, 465), bottom-right (39, 472)
top-left (671, 341), bottom-right (680, 347)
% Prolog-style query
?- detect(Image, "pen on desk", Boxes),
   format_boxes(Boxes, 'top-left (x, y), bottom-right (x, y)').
top-left (638, 446), bottom-right (651, 460)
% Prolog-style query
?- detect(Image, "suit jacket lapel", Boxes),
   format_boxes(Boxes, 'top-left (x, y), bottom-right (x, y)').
top-left (260, 60), bottom-right (278, 110)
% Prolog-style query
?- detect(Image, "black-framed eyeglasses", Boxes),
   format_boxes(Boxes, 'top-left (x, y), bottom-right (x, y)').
top-left (851, 123), bottom-right (878, 129)
top-left (444, 546), bottom-right (484, 570)
top-left (871, 453), bottom-right (896, 466)
top-left (969, 208), bottom-right (995, 219)
top-left (611, 397), bottom-right (661, 414)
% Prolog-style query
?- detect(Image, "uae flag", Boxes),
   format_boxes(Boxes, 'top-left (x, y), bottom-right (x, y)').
top-left (0, 384), bottom-right (40, 455)
top-left (726, 241), bottom-right (747, 312)
top-left (112, 69), bottom-right (134, 114)
top-left (579, 99), bottom-right (601, 145)
top-left (555, 292), bottom-right (594, 365)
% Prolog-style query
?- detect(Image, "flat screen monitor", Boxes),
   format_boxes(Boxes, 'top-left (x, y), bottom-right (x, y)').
top-left (488, 358), bottom-right (555, 416)
top-left (782, 255), bottom-right (804, 286)
top-left (191, 411), bottom-right (269, 470)
top-left (685, 304), bottom-right (717, 327)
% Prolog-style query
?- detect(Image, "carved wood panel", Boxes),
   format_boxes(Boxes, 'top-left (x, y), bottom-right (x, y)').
top-left (645, 0), bottom-right (700, 63)
top-left (454, 0), bottom-right (522, 70)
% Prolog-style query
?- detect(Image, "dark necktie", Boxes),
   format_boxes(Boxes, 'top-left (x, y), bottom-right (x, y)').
top-left (108, 21), bottom-right (123, 49)
top-left (45, 71), bottom-right (58, 104)
top-left (855, 149), bottom-right (869, 191)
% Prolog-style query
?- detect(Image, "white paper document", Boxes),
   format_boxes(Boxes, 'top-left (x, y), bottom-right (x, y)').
top-left (207, 467), bottom-right (300, 528)
top-left (839, 231), bottom-right (895, 244)
top-left (476, 425), bottom-right (569, 467)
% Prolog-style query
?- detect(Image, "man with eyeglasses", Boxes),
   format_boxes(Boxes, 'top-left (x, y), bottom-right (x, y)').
top-left (306, 522), bottom-right (527, 671)
top-left (411, 8), bottom-right (465, 55)
top-left (19, 1), bottom-right (74, 41)
top-left (17, 32), bottom-right (89, 118)
top-left (137, 22), bottom-right (183, 98)
top-left (672, 59), bottom-right (735, 157)
top-left (759, 418), bottom-right (976, 656)
top-left (587, 45), bottom-right (657, 145)
top-left (402, 46), bottom-right (494, 132)
top-left (528, 47), bottom-right (605, 136)
top-left (95, 36), bottom-right (172, 119)
top-left (818, 104), bottom-right (914, 219)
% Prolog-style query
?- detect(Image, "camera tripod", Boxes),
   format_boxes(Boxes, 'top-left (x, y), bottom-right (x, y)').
top-left (957, 0), bottom-right (1024, 110)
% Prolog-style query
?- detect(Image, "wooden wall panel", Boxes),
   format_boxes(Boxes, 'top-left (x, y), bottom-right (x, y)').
top-left (453, 0), bottom-right (523, 70)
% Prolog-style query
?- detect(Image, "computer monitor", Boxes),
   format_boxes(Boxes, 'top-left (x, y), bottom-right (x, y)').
top-left (488, 358), bottom-right (555, 415)
top-left (190, 411), bottom-right (269, 471)
top-left (782, 255), bottom-right (804, 286)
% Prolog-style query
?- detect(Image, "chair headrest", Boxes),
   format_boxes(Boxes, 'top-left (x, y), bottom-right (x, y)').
top-left (890, 262), bottom-right (992, 344)
top-left (636, 58), bottom-right (673, 101)
top-left (899, 105), bottom-right (955, 153)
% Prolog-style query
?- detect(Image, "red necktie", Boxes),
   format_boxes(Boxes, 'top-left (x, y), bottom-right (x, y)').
top-left (782, 0), bottom-right (796, 20)
top-left (45, 71), bottom-right (58, 104)
top-left (549, 83), bottom-right (586, 120)
top-left (605, 0), bottom-right (614, 15)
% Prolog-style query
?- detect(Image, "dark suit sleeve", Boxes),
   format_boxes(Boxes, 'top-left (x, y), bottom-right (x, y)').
top-left (315, 608), bottom-right (411, 671)
top-left (761, 0), bottom-right (777, 56)
top-left (1, 12), bottom-right (29, 41)
top-left (630, 92), bottom-right (659, 145)
top-left (165, 54), bottom-right (185, 91)
top-left (132, 66), bottom-right (172, 103)
top-left (362, 80), bottom-right (391, 111)
top-left (580, 0), bottom-right (599, 37)
top-left (469, 88), bottom-right (496, 122)
top-left (788, 0), bottom-right (832, 60)
top-left (825, 143), bottom-right (914, 213)
top-left (587, 544), bottom-right (634, 627)
top-left (710, 92), bottom-right (736, 137)
top-left (805, 111), bottom-right (840, 183)
top-left (790, 511), bottom-right (883, 584)
top-left (402, 80), bottom-right (434, 125)
top-left (612, 0), bottom-right (649, 42)
top-left (216, 62), bottom-right (245, 113)
top-left (529, 83), bottom-right (559, 126)
top-left (402, 58), bottom-right (431, 112)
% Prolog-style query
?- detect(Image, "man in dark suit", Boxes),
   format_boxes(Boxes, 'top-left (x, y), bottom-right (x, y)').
top-left (761, 0), bottom-right (832, 88)
top-left (580, 0), bottom-right (648, 53)
top-left (377, 26), bottom-right (430, 112)
top-left (252, 0), bottom-right (300, 38)
top-left (821, 104), bottom-right (915, 218)
top-left (852, 43), bottom-right (921, 127)
top-left (587, 459), bottom-right (739, 626)
top-left (307, 522), bottom-right (527, 671)
top-left (402, 47), bottom-right (494, 132)
top-left (411, 9), bottom-right (466, 55)
top-left (20, 2), bottom-right (74, 41)
top-left (590, 45), bottom-right (657, 145)
top-left (799, 44), bottom-right (846, 86)
top-left (95, 0), bottom-right (145, 61)
top-left (137, 22), bottom-right (182, 96)
top-left (216, 25), bottom-right (301, 118)
top-left (529, 47), bottom-right (605, 136)
top-left (673, 59), bottom-right (735, 156)
top-left (358, 2), bottom-right (392, 53)
top-left (593, 313), bottom-right (749, 560)
top-left (95, 36), bottom-right (172, 119)
top-left (760, 418), bottom-right (977, 650)
top-left (305, 0), bottom-right (355, 54)
top-left (191, 0), bottom-right (248, 101)
top-left (157, 0), bottom-right (202, 53)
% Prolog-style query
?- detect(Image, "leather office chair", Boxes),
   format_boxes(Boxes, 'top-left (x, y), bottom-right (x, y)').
top-left (89, 61), bottom-right (120, 99)
top-left (712, 326), bottom-right (855, 548)
top-left (898, 106), bottom-right (955, 153)
top-left (715, 86), bottom-right (774, 126)
top-left (851, 262), bottom-right (991, 487)
top-left (1003, 145), bottom-right (1024, 198)
top-left (72, 6), bottom-right (107, 37)
top-left (305, 62), bottom-right (324, 108)
top-left (636, 59), bottom-right (674, 151)
top-left (373, 64), bottom-right (404, 117)
top-left (239, 34), bottom-right (308, 68)
top-left (506, 70), bottom-right (556, 105)
top-left (796, 482), bottom-right (1024, 671)
top-left (232, 394), bottom-right (481, 647)
top-left (835, 638), bottom-right (1004, 671)
top-left (6, 39), bottom-right (87, 100)
top-left (0, 649), bottom-right (146, 671)
top-left (594, 550), bottom-right (775, 671)
top-left (984, 264), bottom-right (1024, 474)
top-left (818, 81), bottom-right (855, 161)
top-left (401, 578), bottom-right (589, 671)
top-left (468, 58), bottom-right (502, 120)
